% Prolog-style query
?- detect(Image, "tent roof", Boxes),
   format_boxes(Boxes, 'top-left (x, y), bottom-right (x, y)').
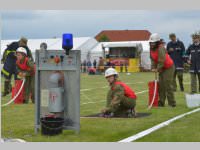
top-left (1, 37), bottom-right (92, 55)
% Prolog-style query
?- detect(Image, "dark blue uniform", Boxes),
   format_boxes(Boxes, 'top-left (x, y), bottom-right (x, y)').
top-left (167, 40), bottom-right (185, 70)
top-left (2, 42), bottom-right (19, 80)
top-left (186, 43), bottom-right (200, 93)
top-left (167, 40), bottom-right (185, 91)
top-left (186, 43), bottom-right (200, 73)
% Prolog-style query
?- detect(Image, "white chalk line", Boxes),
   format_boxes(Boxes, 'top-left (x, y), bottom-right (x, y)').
top-left (118, 107), bottom-right (200, 142)
top-left (80, 82), bottom-right (145, 92)
top-left (81, 89), bottom-right (148, 106)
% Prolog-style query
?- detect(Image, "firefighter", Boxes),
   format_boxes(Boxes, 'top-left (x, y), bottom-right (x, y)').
top-left (16, 47), bottom-right (35, 103)
top-left (167, 33), bottom-right (186, 91)
top-left (1, 37), bottom-right (33, 97)
top-left (149, 33), bottom-right (176, 107)
top-left (101, 68), bottom-right (137, 117)
top-left (185, 32), bottom-right (200, 94)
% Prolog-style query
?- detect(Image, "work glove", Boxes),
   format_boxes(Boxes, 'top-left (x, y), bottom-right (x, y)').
top-left (18, 72), bottom-right (26, 78)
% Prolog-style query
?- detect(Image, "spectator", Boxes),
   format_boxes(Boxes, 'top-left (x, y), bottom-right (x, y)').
top-left (93, 59), bottom-right (97, 69)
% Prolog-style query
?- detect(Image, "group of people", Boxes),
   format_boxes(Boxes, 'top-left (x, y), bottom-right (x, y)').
top-left (81, 57), bottom-right (107, 74)
top-left (81, 57), bottom-right (123, 74)
top-left (1, 37), bottom-right (35, 104)
top-left (81, 59), bottom-right (96, 73)
top-left (101, 32), bottom-right (200, 117)
top-left (2, 32), bottom-right (200, 115)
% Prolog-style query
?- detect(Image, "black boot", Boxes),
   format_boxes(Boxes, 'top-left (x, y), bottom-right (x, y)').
top-left (180, 86), bottom-right (184, 92)
top-left (180, 81), bottom-right (184, 92)
top-left (158, 100), bottom-right (165, 107)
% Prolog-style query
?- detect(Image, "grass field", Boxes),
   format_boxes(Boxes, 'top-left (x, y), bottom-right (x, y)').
top-left (1, 72), bottom-right (200, 142)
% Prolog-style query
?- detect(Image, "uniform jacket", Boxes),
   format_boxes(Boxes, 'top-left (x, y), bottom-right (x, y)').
top-left (186, 43), bottom-right (200, 73)
top-left (16, 57), bottom-right (35, 76)
top-left (150, 45), bottom-right (174, 72)
top-left (1, 42), bottom-right (18, 76)
top-left (167, 40), bottom-right (185, 70)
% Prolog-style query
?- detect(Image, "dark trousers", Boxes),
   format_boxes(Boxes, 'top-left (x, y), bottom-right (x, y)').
top-left (173, 70), bottom-right (184, 91)
top-left (190, 73), bottom-right (200, 93)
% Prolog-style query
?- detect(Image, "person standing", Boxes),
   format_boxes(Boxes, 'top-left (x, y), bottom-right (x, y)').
top-left (83, 60), bottom-right (87, 73)
top-left (98, 57), bottom-right (104, 73)
top-left (185, 33), bottom-right (200, 94)
top-left (149, 33), bottom-right (176, 107)
top-left (86, 60), bottom-right (92, 72)
top-left (93, 59), bottom-right (97, 69)
top-left (125, 61), bottom-right (128, 73)
top-left (167, 33), bottom-right (185, 91)
top-left (120, 61), bottom-right (123, 73)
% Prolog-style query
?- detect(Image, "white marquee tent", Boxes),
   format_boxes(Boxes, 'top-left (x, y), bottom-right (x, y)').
top-left (1, 37), bottom-right (98, 61)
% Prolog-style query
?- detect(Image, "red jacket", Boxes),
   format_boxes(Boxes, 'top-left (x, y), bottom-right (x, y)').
top-left (112, 81), bottom-right (137, 99)
top-left (150, 47), bottom-right (173, 69)
top-left (16, 57), bottom-right (35, 75)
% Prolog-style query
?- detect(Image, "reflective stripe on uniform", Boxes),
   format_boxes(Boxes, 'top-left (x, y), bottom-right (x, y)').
top-left (189, 70), bottom-right (195, 73)
top-left (176, 67), bottom-right (184, 70)
top-left (1, 68), bottom-right (10, 76)
top-left (6, 50), bottom-right (16, 56)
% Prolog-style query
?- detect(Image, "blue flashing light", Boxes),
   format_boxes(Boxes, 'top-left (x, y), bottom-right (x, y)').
top-left (62, 33), bottom-right (73, 51)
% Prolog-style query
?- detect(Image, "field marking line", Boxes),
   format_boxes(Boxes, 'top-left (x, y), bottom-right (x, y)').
top-left (81, 100), bottom-right (105, 105)
top-left (118, 107), bottom-right (200, 142)
top-left (80, 89), bottom-right (148, 105)
top-left (81, 92), bottom-right (92, 101)
top-left (80, 82), bottom-right (145, 92)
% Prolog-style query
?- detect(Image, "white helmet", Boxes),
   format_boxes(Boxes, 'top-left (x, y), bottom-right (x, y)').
top-left (149, 33), bottom-right (161, 42)
top-left (16, 47), bottom-right (27, 56)
top-left (105, 68), bottom-right (118, 78)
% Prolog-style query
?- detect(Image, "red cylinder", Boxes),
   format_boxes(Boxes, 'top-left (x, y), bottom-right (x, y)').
top-left (148, 81), bottom-right (159, 107)
top-left (12, 80), bottom-right (25, 104)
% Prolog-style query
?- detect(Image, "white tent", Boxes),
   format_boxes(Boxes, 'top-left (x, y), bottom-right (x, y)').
top-left (0, 37), bottom-right (98, 61)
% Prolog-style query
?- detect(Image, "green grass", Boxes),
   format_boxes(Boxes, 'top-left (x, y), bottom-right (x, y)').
top-left (1, 72), bottom-right (200, 142)
top-left (136, 111), bottom-right (200, 142)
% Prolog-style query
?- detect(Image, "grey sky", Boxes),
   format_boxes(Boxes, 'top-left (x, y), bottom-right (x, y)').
top-left (1, 10), bottom-right (200, 47)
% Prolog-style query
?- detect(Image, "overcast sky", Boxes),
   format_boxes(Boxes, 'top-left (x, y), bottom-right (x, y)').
top-left (1, 10), bottom-right (200, 47)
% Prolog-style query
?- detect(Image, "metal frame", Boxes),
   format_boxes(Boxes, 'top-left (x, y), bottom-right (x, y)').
top-left (35, 50), bottom-right (80, 134)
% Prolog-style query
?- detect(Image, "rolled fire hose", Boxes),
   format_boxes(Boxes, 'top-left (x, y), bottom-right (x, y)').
top-left (1, 78), bottom-right (26, 107)
top-left (1, 138), bottom-right (26, 142)
top-left (148, 72), bottom-right (158, 110)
